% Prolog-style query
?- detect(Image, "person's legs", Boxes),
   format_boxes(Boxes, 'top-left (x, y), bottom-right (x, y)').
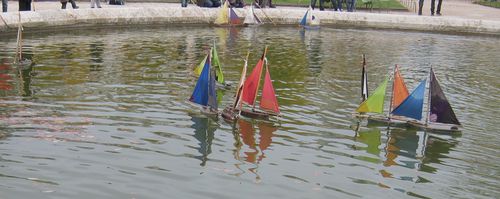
top-left (61, 2), bottom-right (67, 9)
top-left (319, 0), bottom-right (324, 10)
top-left (95, 0), bottom-right (101, 8)
top-left (436, 0), bottom-right (442, 15)
top-left (336, 0), bottom-right (342, 11)
top-left (418, 0), bottom-right (424, 15)
top-left (311, 0), bottom-right (317, 9)
top-left (2, 0), bottom-right (7, 12)
top-left (70, 0), bottom-right (78, 8)
top-left (430, 0), bottom-right (435, 15)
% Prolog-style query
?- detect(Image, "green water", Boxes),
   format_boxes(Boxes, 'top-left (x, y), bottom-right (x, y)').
top-left (0, 26), bottom-right (498, 198)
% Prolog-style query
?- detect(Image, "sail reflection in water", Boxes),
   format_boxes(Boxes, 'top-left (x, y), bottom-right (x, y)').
top-left (190, 115), bottom-right (217, 166)
top-left (234, 120), bottom-right (277, 164)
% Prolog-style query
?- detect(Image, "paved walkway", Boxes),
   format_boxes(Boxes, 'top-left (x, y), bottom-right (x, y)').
top-left (3, 0), bottom-right (500, 21)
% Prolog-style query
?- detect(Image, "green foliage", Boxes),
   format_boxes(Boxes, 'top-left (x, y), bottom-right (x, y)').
top-left (245, 0), bottom-right (407, 10)
top-left (476, 0), bottom-right (500, 8)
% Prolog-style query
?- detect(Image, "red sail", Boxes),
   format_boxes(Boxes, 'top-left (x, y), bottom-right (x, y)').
top-left (259, 65), bottom-right (280, 114)
top-left (241, 53), bottom-right (265, 105)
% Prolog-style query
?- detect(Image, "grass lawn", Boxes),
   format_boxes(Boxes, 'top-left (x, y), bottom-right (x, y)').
top-left (475, 0), bottom-right (500, 8)
top-left (246, 0), bottom-right (408, 10)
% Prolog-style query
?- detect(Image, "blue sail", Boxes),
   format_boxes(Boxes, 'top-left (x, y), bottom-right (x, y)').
top-left (300, 10), bottom-right (308, 26)
top-left (190, 53), bottom-right (211, 106)
top-left (391, 80), bottom-right (426, 120)
top-left (207, 70), bottom-right (218, 111)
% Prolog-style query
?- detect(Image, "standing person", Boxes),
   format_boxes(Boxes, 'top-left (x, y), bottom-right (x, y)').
top-left (90, 0), bottom-right (102, 8)
top-left (418, 0), bottom-right (423, 15)
top-left (2, 0), bottom-right (7, 12)
top-left (61, 0), bottom-right (79, 9)
top-left (18, 0), bottom-right (31, 11)
top-left (334, 0), bottom-right (342, 11)
top-left (431, 0), bottom-right (442, 16)
top-left (311, 0), bottom-right (325, 10)
top-left (346, 0), bottom-right (355, 12)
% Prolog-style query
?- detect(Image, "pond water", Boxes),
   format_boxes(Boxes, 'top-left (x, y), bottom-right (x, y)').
top-left (0, 26), bottom-right (499, 198)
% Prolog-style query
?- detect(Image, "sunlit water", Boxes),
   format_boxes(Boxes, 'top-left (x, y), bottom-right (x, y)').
top-left (0, 26), bottom-right (498, 198)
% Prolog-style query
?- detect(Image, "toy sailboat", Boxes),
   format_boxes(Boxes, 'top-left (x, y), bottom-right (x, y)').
top-left (214, 0), bottom-right (243, 27)
top-left (189, 47), bottom-right (218, 115)
top-left (299, 6), bottom-right (320, 30)
top-left (221, 52), bottom-right (249, 121)
top-left (243, 5), bottom-right (262, 26)
top-left (365, 64), bottom-right (411, 125)
top-left (237, 46), bottom-right (280, 120)
top-left (222, 46), bottom-right (280, 121)
top-left (406, 67), bottom-right (461, 132)
top-left (194, 42), bottom-right (230, 87)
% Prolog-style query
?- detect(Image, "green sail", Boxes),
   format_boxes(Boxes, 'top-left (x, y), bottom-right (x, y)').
top-left (212, 43), bottom-right (224, 84)
top-left (356, 76), bottom-right (389, 114)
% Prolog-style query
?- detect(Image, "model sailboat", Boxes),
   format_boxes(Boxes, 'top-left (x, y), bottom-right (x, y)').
top-left (214, 0), bottom-right (243, 26)
top-left (406, 67), bottom-right (461, 132)
top-left (366, 65), bottom-right (411, 124)
top-left (221, 52), bottom-right (250, 121)
top-left (299, 6), bottom-right (320, 30)
top-left (243, 6), bottom-right (262, 26)
top-left (194, 42), bottom-right (229, 87)
top-left (237, 46), bottom-right (280, 120)
top-left (189, 47), bottom-right (218, 115)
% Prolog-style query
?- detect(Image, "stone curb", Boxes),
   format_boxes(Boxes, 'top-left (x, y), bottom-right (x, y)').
top-left (0, 7), bottom-right (499, 35)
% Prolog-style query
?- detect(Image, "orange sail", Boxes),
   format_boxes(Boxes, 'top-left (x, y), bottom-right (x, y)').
top-left (241, 49), bottom-right (266, 105)
top-left (259, 64), bottom-right (280, 114)
top-left (391, 65), bottom-right (409, 109)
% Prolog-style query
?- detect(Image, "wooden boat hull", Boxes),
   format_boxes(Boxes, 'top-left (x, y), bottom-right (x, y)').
top-left (367, 115), bottom-right (409, 126)
top-left (407, 120), bottom-right (461, 133)
top-left (235, 107), bottom-right (279, 120)
top-left (221, 106), bottom-right (238, 121)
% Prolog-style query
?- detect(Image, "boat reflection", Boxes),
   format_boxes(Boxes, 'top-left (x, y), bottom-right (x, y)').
top-left (353, 123), bottom-right (457, 180)
top-left (235, 119), bottom-right (276, 164)
top-left (190, 115), bottom-right (217, 166)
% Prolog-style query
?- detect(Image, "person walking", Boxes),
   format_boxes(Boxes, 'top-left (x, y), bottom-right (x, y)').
top-left (431, 0), bottom-right (442, 16)
top-left (61, 0), bottom-right (79, 9)
top-left (90, 0), bottom-right (102, 8)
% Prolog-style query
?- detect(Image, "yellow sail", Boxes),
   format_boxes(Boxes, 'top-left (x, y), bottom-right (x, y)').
top-left (214, 0), bottom-right (229, 25)
top-left (356, 76), bottom-right (389, 113)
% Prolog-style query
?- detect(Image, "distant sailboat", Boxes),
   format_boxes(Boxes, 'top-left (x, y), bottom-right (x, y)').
top-left (214, 0), bottom-right (243, 27)
top-left (194, 42), bottom-right (230, 87)
top-left (243, 6), bottom-right (262, 26)
top-left (407, 67), bottom-right (461, 132)
top-left (189, 47), bottom-right (218, 115)
top-left (299, 6), bottom-right (320, 30)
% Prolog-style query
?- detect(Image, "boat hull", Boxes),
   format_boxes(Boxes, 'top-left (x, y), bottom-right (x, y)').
top-left (407, 120), bottom-right (461, 133)
top-left (235, 107), bottom-right (279, 120)
top-left (367, 115), bottom-right (409, 126)
top-left (221, 106), bottom-right (238, 121)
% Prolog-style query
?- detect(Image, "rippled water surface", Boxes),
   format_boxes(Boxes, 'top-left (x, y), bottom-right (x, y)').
top-left (0, 26), bottom-right (499, 198)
